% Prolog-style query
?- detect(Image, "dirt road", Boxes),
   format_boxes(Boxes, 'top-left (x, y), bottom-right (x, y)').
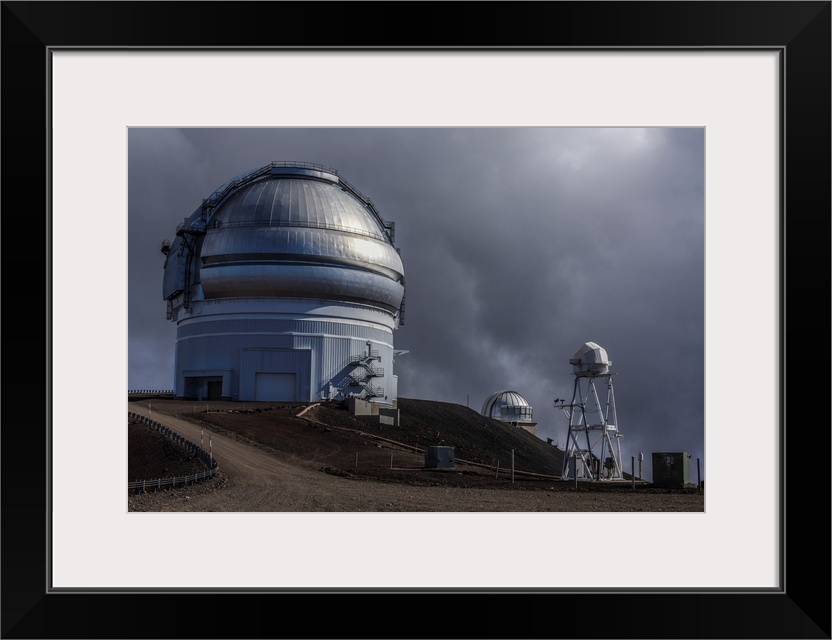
top-left (127, 402), bottom-right (705, 513)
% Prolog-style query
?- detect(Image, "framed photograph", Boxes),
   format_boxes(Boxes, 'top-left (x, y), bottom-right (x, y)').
top-left (4, 1), bottom-right (829, 638)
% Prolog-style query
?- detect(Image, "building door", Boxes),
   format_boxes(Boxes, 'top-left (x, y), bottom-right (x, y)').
top-left (207, 380), bottom-right (222, 401)
top-left (254, 373), bottom-right (296, 401)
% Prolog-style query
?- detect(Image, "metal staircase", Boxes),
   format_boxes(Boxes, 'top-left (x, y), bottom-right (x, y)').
top-left (344, 344), bottom-right (384, 399)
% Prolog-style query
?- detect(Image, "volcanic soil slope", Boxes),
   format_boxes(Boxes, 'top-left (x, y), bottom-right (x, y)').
top-left (128, 396), bottom-right (703, 512)
top-left (133, 397), bottom-right (566, 485)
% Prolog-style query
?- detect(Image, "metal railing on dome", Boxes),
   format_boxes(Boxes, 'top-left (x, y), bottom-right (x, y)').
top-left (205, 162), bottom-right (337, 211)
top-left (334, 173), bottom-right (396, 243)
top-left (198, 162), bottom-right (397, 245)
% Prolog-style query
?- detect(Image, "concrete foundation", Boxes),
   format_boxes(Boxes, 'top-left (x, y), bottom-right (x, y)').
top-left (347, 397), bottom-right (400, 426)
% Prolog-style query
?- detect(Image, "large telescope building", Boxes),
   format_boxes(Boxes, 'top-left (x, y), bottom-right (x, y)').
top-left (161, 162), bottom-right (405, 404)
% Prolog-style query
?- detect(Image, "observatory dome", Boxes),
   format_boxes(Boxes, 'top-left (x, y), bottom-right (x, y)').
top-left (481, 390), bottom-right (535, 423)
top-left (570, 342), bottom-right (611, 376)
top-left (161, 162), bottom-right (406, 404)
top-left (163, 163), bottom-right (404, 312)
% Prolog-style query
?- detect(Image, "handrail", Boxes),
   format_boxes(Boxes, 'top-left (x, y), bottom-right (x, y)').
top-left (128, 390), bottom-right (174, 395)
top-left (349, 351), bottom-right (380, 364)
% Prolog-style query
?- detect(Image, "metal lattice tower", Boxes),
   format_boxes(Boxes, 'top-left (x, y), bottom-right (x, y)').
top-left (555, 342), bottom-right (624, 481)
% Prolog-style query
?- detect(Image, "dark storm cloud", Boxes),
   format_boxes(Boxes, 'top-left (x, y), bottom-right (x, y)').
top-left (128, 127), bottom-right (704, 480)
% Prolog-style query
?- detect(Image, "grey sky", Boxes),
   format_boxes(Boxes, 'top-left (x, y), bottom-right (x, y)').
top-left (128, 127), bottom-right (705, 482)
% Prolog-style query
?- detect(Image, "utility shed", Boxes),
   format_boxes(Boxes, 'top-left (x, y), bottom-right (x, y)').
top-left (425, 446), bottom-right (455, 469)
top-left (652, 452), bottom-right (691, 486)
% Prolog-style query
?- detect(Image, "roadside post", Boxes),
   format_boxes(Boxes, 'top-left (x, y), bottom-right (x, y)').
top-left (573, 452), bottom-right (578, 490)
top-left (697, 458), bottom-right (702, 492)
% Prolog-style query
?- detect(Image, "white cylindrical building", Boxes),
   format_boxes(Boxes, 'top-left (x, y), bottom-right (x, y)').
top-left (161, 162), bottom-right (405, 404)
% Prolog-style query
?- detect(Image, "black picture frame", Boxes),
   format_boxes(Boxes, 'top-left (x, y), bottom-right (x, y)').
top-left (3, 2), bottom-right (829, 638)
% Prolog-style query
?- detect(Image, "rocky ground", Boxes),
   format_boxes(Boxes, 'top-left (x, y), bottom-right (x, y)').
top-left (127, 397), bottom-right (704, 512)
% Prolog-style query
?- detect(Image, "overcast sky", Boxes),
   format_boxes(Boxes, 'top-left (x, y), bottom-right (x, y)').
top-left (128, 127), bottom-right (704, 482)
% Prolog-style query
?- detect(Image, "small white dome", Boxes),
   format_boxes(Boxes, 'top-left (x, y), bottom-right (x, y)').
top-left (570, 342), bottom-right (612, 376)
top-left (481, 390), bottom-right (534, 423)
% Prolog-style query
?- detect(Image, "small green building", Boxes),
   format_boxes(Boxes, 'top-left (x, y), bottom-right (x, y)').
top-left (652, 452), bottom-right (691, 486)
